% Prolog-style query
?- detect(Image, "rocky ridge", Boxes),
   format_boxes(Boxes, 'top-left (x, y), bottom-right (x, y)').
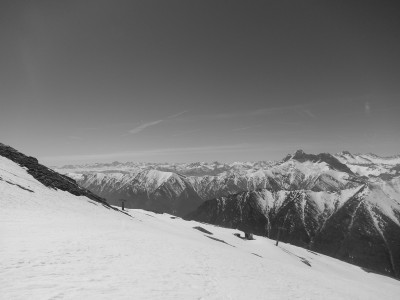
top-left (186, 152), bottom-right (400, 278)
top-left (0, 143), bottom-right (108, 205)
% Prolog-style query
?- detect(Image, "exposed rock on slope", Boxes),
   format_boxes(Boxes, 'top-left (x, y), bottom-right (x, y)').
top-left (60, 150), bottom-right (363, 212)
top-left (53, 148), bottom-right (400, 277)
top-left (284, 149), bottom-right (354, 174)
top-left (0, 143), bottom-right (107, 205)
top-left (335, 151), bottom-right (400, 179)
top-left (68, 170), bottom-right (202, 216)
top-left (3, 153), bottom-right (400, 299)
top-left (187, 183), bottom-right (400, 278)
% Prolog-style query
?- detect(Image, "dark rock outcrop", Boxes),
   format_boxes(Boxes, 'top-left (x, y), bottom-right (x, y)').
top-left (74, 171), bottom-right (203, 217)
top-left (284, 150), bottom-right (354, 174)
top-left (0, 143), bottom-right (108, 205)
top-left (187, 186), bottom-right (400, 278)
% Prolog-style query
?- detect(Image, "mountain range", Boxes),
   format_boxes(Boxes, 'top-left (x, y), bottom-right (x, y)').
top-left (55, 150), bottom-right (400, 214)
top-left (55, 149), bottom-right (400, 278)
top-left (1, 142), bottom-right (400, 299)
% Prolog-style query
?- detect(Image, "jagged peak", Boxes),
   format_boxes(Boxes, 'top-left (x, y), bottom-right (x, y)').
top-left (282, 149), bottom-right (353, 174)
top-left (338, 150), bottom-right (353, 156)
top-left (294, 149), bottom-right (306, 156)
top-left (283, 149), bottom-right (312, 161)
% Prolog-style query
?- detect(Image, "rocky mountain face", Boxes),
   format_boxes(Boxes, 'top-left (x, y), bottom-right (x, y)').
top-left (187, 152), bottom-right (400, 278)
top-left (187, 184), bottom-right (400, 277)
top-left (0, 143), bottom-right (107, 205)
top-left (54, 148), bottom-right (400, 277)
top-left (57, 160), bottom-right (283, 216)
top-left (56, 150), bottom-right (399, 218)
top-left (335, 151), bottom-right (400, 179)
top-left (68, 170), bottom-right (202, 216)
top-left (59, 150), bottom-right (363, 214)
top-left (4, 142), bottom-right (400, 278)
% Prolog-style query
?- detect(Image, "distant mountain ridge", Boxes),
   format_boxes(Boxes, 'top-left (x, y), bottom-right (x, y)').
top-left (3, 146), bottom-right (400, 299)
top-left (2, 142), bottom-right (400, 278)
top-left (55, 150), bottom-right (400, 178)
top-left (55, 160), bottom-right (277, 177)
top-left (69, 169), bottom-right (202, 216)
top-left (186, 151), bottom-right (400, 278)
top-left (56, 149), bottom-right (400, 278)
top-left (55, 149), bottom-right (399, 214)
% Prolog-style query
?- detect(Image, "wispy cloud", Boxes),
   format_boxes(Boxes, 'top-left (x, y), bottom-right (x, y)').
top-left (167, 110), bottom-right (189, 119)
top-left (128, 110), bottom-right (188, 135)
top-left (301, 109), bottom-right (317, 119)
top-left (42, 144), bottom-right (252, 163)
top-left (129, 120), bottom-right (163, 134)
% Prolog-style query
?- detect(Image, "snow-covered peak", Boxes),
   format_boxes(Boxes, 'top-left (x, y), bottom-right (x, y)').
top-left (334, 152), bottom-right (400, 178)
top-left (2, 155), bottom-right (400, 299)
top-left (335, 152), bottom-right (400, 165)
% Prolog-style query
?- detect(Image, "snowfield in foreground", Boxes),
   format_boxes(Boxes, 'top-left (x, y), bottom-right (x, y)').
top-left (1, 157), bottom-right (400, 300)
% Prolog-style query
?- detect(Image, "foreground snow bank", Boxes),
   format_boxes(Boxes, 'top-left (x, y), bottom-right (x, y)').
top-left (1, 157), bottom-right (400, 300)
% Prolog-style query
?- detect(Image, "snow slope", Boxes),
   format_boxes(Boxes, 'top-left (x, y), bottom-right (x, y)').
top-left (335, 151), bottom-right (400, 177)
top-left (1, 155), bottom-right (400, 299)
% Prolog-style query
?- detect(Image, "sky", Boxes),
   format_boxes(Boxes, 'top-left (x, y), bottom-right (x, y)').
top-left (1, 0), bottom-right (399, 165)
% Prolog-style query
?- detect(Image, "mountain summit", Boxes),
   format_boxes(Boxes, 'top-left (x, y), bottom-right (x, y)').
top-left (51, 147), bottom-right (400, 277)
top-left (1, 144), bottom-right (400, 299)
top-left (284, 149), bottom-right (354, 174)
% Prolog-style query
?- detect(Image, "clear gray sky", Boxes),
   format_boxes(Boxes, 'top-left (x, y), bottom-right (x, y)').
top-left (1, 0), bottom-right (399, 165)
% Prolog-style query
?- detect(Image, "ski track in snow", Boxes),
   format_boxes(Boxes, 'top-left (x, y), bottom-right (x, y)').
top-left (1, 157), bottom-right (400, 299)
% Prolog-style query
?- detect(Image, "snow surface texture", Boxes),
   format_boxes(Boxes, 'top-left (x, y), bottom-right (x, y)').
top-left (335, 152), bottom-right (400, 177)
top-left (1, 156), bottom-right (400, 299)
